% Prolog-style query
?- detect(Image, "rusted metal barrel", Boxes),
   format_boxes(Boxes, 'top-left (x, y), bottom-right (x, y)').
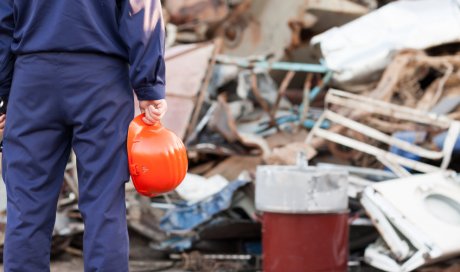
top-left (256, 166), bottom-right (349, 272)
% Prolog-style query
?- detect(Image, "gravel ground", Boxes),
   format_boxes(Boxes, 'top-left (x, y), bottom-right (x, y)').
top-left (0, 256), bottom-right (181, 272)
top-left (2, 256), bottom-right (460, 271)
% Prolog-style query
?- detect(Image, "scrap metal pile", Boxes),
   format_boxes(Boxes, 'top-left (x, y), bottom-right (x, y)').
top-left (2, 0), bottom-right (460, 271)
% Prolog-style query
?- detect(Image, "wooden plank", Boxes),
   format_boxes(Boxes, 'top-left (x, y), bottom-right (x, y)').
top-left (204, 155), bottom-right (263, 181)
top-left (270, 70), bottom-right (296, 123)
top-left (186, 39), bottom-right (222, 137)
top-left (265, 142), bottom-right (317, 165)
top-left (324, 111), bottom-right (443, 160)
top-left (312, 127), bottom-right (440, 173)
top-left (266, 130), bottom-right (308, 149)
top-left (162, 96), bottom-right (195, 140)
top-left (165, 43), bottom-right (216, 98)
top-left (326, 89), bottom-right (452, 128)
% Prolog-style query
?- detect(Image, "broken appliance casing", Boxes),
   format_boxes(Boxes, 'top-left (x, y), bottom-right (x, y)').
top-left (311, 0), bottom-right (460, 84)
top-left (361, 171), bottom-right (460, 272)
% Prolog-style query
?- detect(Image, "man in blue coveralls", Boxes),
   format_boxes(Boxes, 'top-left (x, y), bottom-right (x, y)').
top-left (0, 0), bottom-right (167, 271)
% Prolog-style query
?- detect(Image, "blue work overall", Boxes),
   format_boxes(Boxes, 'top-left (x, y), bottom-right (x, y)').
top-left (0, 0), bottom-right (166, 271)
top-left (3, 53), bottom-right (133, 271)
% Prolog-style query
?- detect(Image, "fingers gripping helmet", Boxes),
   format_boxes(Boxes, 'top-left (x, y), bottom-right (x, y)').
top-left (127, 114), bottom-right (188, 197)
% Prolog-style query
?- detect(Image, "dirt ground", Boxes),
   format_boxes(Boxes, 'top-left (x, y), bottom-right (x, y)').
top-left (0, 255), bottom-right (85, 272)
top-left (0, 232), bottom-right (182, 272)
top-left (2, 255), bottom-right (460, 271)
top-left (0, 256), bottom-right (182, 272)
top-left (1, 231), bottom-right (460, 271)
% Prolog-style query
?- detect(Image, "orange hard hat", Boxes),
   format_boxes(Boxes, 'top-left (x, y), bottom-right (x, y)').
top-left (127, 113), bottom-right (188, 197)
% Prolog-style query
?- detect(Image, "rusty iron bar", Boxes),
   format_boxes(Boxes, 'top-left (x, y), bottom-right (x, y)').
top-left (216, 54), bottom-right (328, 73)
top-left (270, 70), bottom-right (296, 128)
top-left (186, 38), bottom-right (223, 138)
top-left (299, 73), bottom-right (314, 127)
top-left (250, 72), bottom-right (276, 127)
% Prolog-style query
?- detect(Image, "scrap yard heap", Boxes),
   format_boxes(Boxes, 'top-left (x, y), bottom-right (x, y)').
top-left (2, 0), bottom-right (460, 271)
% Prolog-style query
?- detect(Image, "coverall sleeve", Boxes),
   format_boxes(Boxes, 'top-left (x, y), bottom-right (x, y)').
top-left (0, 0), bottom-right (15, 98)
top-left (119, 0), bottom-right (166, 101)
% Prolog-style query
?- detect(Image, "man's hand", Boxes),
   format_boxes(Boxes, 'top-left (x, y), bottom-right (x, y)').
top-left (0, 114), bottom-right (5, 133)
top-left (139, 99), bottom-right (167, 125)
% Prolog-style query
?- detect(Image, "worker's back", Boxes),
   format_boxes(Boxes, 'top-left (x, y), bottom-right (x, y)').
top-left (1, 1), bottom-right (167, 271)
top-left (1, 0), bottom-right (165, 100)
top-left (12, 0), bottom-right (128, 59)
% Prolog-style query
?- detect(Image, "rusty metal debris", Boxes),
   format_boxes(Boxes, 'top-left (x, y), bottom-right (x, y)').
top-left (312, 0), bottom-right (460, 84)
top-left (306, 89), bottom-right (460, 176)
top-left (4, 1), bottom-right (460, 271)
top-left (361, 172), bottom-right (460, 271)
